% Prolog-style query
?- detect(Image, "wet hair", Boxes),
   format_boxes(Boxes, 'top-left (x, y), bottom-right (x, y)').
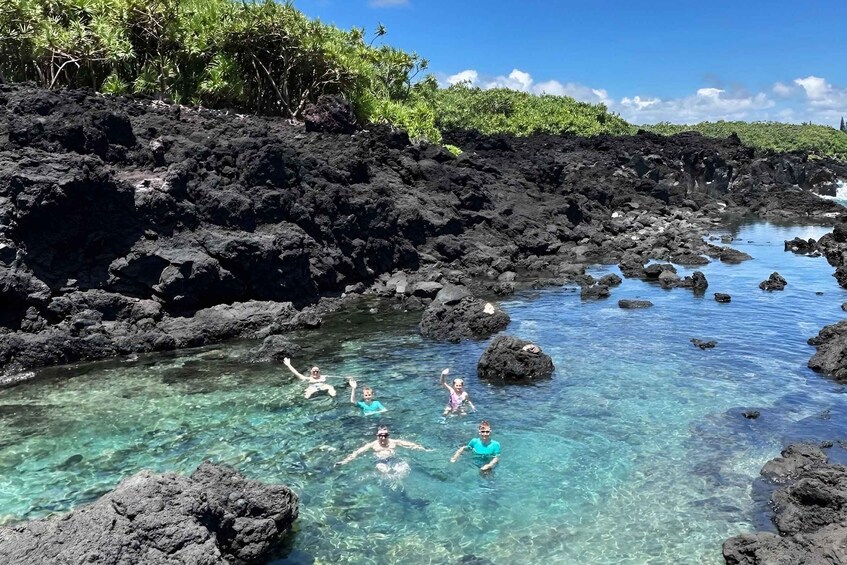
top-left (377, 426), bottom-right (389, 434)
top-left (453, 378), bottom-right (464, 386)
top-left (310, 366), bottom-right (320, 373)
top-left (363, 387), bottom-right (374, 394)
top-left (478, 420), bottom-right (491, 429)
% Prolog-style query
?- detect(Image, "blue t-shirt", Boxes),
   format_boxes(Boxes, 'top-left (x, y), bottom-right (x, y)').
top-left (467, 437), bottom-right (501, 459)
top-left (357, 400), bottom-right (385, 414)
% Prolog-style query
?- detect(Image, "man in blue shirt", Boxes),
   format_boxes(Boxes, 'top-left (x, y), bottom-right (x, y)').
top-left (450, 420), bottom-right (500, 472)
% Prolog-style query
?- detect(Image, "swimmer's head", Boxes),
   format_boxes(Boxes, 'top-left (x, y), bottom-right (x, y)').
top-left (453, 378), bottom-right (464, 390)
top-left (478, 420), bottom-right (491, 436)
top-left (310, 367), bottom-right (320, 377)
top-left (363, 387), bottom-right (374, 400)
top-left (376, 426), bottom-right (390, 442)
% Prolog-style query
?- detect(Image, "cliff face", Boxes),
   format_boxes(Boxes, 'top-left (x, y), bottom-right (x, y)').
top-left (0, 84), bottom-right (843, 375)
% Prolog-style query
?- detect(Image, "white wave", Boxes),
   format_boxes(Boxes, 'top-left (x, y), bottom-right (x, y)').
top-left (817, 179), bottom-right (847, 205)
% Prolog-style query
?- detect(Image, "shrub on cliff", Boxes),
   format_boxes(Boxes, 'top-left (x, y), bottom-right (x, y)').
top-left (433, 84), bottom-right (634, 137)
top-left (0, 0), bottom-right (425, 120)
top-left (643, 120), bottom-right (847, 159)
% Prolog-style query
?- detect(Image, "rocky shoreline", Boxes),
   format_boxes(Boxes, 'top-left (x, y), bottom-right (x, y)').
top-left (723, 443), bottom-right (847, 564)
top-left (3, 84), bottom-right (847, 563)
top-left (1, 84), bottom-right (846, 378)
top-left (0, 462), bottom-right (298, 564)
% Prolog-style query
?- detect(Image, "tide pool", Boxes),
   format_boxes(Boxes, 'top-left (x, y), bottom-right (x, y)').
top-left (2, 222), bottom-right (847, 564)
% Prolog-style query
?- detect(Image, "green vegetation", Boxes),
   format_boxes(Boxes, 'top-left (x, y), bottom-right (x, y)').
top-left (643, 121), bottom-right (847, 159)
top-left (2, 0), bottom-right (845, 160)
top-left (433, 84), bottom-right (633, 137)
top-left (0, 0), bottom-right (429, 120)
top-left (0, 0), bottom-right (625, 144)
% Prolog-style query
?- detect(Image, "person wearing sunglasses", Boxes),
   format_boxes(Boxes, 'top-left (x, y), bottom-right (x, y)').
top-left (336, 426), bottom-right (426, 474)
top-left (450, 420), bottom-right (500, 472)
top-left (283, 357), bottom-right (337, 399)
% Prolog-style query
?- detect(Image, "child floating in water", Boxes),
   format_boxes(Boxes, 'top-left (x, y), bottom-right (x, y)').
top-left (283, 357), bottom-right (337, 399)
top-left (439, 368), bottom-right (475, 415)
top-left (348, 379), bottom-right (387, 415)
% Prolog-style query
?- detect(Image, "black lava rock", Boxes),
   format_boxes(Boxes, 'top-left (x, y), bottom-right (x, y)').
top-left (477, 335), bottom-right (554, 382)
top-left (0, 462), bottom-right (299, 565)
top-left (618, 299), bottom-right (653, 309)
top-left (419, 296), bottom-right (510, 342)
top-left (759, 272), bottom-right (787, 291)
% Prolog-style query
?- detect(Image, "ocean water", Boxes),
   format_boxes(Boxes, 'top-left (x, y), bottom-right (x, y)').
top-left (819, 179), bottom-right (847, 206)
top-left (2, 222), bottom-right (847, 564)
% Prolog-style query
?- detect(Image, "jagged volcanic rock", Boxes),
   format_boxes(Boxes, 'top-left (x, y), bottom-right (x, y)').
top-left (722, 443), bottom-right (847, 565)
top-left (477, 335), bottom-right (554, 382)
top-left (419, 296), bottom-right (510, 342)
top-left (0, 83), bottom-right (845, 375)
top-left (0, 462), bottom-right (298, 565)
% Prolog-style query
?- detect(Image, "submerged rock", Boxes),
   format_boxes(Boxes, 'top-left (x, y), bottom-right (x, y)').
top-left (718, 247), bottom-right (753, 264)
top-left (477, 335), bottom-right (554, 382)
top-left (247, 334), bottom-right (301, 363)
top-left (714, 293), bottom-right (732, 303)
top-left (691, 338), bottom-right (717, 349)
top-left (618, 299), bottom-right (653, 309)
top-left (0, 462), bottom-right (299, 565)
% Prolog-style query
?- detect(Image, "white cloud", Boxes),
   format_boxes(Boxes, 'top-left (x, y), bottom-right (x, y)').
top-left (794, 76), bottom-right (830, 100)
top-left (440, 68), bottom-right (611, 105)
top-left (617, 89), bottom-right (774, 124)
top-left (368, 0), bottom-right (408, 6)
top-left (438, 68), bottom-right (847, 126)
top-left (619, 96), bottom-right (660, 111)
top-left (793, 75), bottom-right (847, 110)
top-left (772, 81), bottom-right (793, 97)
top-left (446, 69), bottom-right (479, 86)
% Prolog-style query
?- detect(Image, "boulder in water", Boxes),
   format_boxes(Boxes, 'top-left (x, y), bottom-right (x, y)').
top-left (419, 296), bottom-right (509, 342)
top-left (714, 293), bottom-right (732, 303)
top-left (759, 272), bottom-right (787, 291)
top-left (248, 334), bottom-right (301, 363)
top-left (722, 443), bottom-right (847, 564)
top-left (618, 299), bottom-right (653, 309)
top-left (477, 335), bottom-right (554, 382)
top-left (691, 338), bottom-right (717, 349)
top-left (0, 462), bottom-right (299, 565)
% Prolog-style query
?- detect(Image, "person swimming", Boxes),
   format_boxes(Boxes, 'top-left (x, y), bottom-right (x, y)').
top-left (335, 426), bottom-right (425, 475)
top-left (348, 378), bottom-right (387, 415)
top-left (450, 420), bottom-right (500, 473)
top-left (283, 357), bottom-right (337, 399)
top-left (439, 368), bottom-right (475, 415)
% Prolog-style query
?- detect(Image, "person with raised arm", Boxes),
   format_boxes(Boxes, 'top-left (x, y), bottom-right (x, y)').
top-left (348, 378), bottom-right (387, 415)
top-left (439, 368), bottom-right (475, 415)
top-left (451, 420), bottom-right (500, 473)
top-left (336, 426), bottom-right (425, 474)
top-left (283, 357), bottom-right (337, 399)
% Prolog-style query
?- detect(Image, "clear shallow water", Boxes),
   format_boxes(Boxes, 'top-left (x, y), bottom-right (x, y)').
top-left (2, 222), bottom-right (847, 564)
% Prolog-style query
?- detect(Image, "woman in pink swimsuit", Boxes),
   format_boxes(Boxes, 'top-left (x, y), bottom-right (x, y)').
top-left (439, 368), bottom-right (476, 415)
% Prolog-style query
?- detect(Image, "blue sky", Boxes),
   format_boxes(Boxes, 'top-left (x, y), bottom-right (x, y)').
top-left (295, 0), bottom-right (847, 126)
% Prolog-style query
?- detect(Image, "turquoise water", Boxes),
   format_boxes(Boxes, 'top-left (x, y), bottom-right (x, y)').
top-left (2, 222), bottom-right (847, 564)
